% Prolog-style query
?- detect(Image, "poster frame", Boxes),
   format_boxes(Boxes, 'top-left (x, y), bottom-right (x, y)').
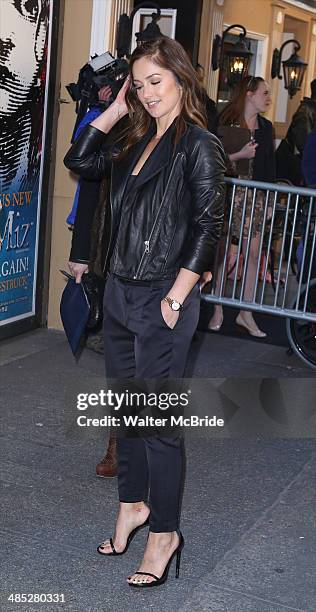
top-left (0, 0), bottom-right (64, 342)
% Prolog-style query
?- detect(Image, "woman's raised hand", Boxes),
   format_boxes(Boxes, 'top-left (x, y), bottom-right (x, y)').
top-left (90, 76), bottom-right (131, 133)
top-left (113, 76), bottom-right (131, 118)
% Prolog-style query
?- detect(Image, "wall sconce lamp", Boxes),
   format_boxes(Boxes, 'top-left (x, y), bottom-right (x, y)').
top-left (271, 39), bottom-right (308, 98)
top-left (211, 24), bottom-right (253, 84)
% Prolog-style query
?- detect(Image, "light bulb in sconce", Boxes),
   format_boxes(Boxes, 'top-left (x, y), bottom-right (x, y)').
top-left (276, 11), bottom-right (283, 25)
top-left (233, 60), bottom-right (244, 73)
top-left (290, 70), bottom-right (297, 80)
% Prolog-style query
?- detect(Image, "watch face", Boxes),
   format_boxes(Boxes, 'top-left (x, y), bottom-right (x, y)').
top-left (171, 301), bottom-right (181, 311)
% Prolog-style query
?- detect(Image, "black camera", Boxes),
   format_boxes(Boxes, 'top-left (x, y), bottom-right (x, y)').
top-left (66, 52), bottom-right (129, 141)
top-left (66, 52), bottom-right (129, 106)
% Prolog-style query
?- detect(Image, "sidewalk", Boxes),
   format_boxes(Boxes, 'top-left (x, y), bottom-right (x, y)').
top-left (0, 329), bottom-right (315, 611)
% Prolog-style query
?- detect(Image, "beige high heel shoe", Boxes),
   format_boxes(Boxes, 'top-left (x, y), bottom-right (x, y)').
top-left (235, 313), bottom-right (267, 338)
top-left (208, 313), bottom-right (223, 332)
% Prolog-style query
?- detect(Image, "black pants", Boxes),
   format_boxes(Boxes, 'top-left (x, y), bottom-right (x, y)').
top-left (103, 273), bottom-right (200, 532)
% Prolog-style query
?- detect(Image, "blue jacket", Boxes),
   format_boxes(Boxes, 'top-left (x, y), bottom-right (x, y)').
top-left (302, 128), bottom-right (316, 186)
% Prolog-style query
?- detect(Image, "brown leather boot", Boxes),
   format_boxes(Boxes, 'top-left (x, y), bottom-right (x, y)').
top-left (96, 433), bottom-right (117, 478)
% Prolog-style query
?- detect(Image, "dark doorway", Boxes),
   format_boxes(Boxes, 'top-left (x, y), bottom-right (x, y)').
top-left (133, 0), bottom-right (203, 65)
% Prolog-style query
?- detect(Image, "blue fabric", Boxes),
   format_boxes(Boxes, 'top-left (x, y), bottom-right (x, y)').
top-left (296, 239), bottom-right (303, 273)
top-left (302, 128), bottom-right (316, 187)
top-left (66, 106), bottom-right (103, 225)
top-left (298, 133), bottom-right (316, 276)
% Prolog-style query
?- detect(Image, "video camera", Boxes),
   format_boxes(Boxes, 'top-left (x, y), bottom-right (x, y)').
top-left (66, 52), bottom-right (129, 141)
top-left (66, 52), bottom-right (129, 107)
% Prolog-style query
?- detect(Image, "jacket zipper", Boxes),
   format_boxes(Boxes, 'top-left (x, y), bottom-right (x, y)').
top-left (133, 153), bottom-right (183, 279)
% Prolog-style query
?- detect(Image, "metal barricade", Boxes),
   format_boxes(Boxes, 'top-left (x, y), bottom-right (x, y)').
top-left (202, 177), bottom-right (316, 369)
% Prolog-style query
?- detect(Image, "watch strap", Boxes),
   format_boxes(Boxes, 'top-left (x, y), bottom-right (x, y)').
top-left (163, 296), bottom-right (183, 310)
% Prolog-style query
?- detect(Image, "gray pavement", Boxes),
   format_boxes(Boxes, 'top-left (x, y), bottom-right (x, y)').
top-left (0, 329), bottom-right (316, 612)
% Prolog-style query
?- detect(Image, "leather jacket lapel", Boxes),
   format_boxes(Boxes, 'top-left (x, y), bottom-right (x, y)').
top-left (111, 118), bottom-right (177, 199)
top-left (134, 120), bottom-right (176, 188)
top-left (111, 122), bottom-right (155, 202)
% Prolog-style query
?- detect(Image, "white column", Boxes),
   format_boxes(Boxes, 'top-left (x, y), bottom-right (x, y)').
top-left (90, 0), bottom-right (113, 57)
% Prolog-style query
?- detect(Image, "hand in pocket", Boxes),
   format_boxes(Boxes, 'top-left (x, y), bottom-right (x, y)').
top-left (160, 300), bottom-right (180, 329)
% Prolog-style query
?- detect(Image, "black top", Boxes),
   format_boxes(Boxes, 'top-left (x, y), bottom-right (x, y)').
top-left (70, 177), bottom-right (102, 264)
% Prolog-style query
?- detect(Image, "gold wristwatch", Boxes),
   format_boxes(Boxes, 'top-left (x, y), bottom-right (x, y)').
top-left (163, 296), bottom-right (183, 311)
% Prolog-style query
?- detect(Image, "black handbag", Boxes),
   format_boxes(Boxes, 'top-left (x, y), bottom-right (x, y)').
top-left (80, 271), bottom-right (105, 329)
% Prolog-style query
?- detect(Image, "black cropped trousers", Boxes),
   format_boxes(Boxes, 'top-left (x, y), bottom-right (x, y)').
top-left (103, 273), bottom-right (200, 532)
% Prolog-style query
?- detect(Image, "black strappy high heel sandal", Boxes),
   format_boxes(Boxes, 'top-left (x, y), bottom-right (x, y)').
top-left (127, 531), bottom-right (184, 588)
top-left (97, 516), bottom-right (149, 556)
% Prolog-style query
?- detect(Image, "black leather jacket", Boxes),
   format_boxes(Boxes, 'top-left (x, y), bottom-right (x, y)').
top-left (64, 118), bottom-right (226, 279)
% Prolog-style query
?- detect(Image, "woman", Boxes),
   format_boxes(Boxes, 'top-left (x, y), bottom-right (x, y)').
top-left (64, 36), bottom-right (226, 588)
top-left (208, 76), bottom-right (275, 337)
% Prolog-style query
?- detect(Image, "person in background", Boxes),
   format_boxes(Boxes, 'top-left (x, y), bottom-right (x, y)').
top-left (297, 129), bottom-right (316, 282)
top-left (208, 76), bottom-right (275, 338)
top-left (276, 79), bottom-right (316, 185)
top-left (302, 127), bottom-right (316, 186)
top-left (286, 79), bottom-right (316, 155)
top-left (67, 85), bottom-right (118, 478)
top-left (66, 85), bottom-right (112, 227)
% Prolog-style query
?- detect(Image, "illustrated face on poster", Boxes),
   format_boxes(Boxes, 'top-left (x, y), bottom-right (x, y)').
top-left (0, 0), bottom-right (47, 117)
top-left (0, 0), bottom-right (49, 192)
top-left (0, 0), bottom-right (51, 327)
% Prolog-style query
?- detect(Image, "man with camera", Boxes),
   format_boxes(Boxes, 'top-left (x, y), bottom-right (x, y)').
top-left (66, 54), bottom-right (130, 478)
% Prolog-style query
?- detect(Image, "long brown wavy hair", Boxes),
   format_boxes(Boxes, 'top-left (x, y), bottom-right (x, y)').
top-left (116, 36), bottom-right (207, 159)
top-left (219, 76), bottom-right (265, 127)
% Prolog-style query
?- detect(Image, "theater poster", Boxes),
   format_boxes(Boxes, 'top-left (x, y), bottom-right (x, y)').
top-left (0, 0), bottom-right (53, 326)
